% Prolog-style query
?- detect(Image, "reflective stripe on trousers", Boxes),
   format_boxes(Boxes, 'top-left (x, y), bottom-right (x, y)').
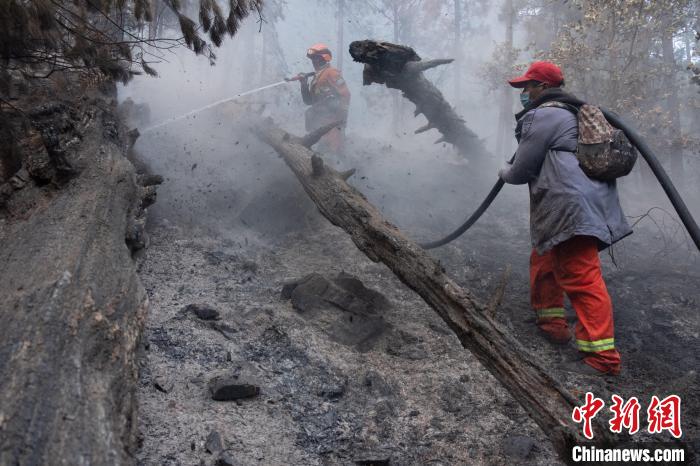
top-left (576, 337), bottom-right (615, 352)
top-left (530, 235), bottom-right (621, 374)
top-left (536, 307), bottom-right (565, 319)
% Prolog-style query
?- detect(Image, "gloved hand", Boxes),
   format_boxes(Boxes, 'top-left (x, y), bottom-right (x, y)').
top-left (498, 162), bottom-right (513, 180)
top-left (285, 73), bottom-right (311, 82)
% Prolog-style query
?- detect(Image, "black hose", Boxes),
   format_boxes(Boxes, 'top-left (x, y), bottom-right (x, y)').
top-left (420, 110), bottom-right (700, 252)
top-left (601, 109), bottom-right (700, 252)
top-left (419, 178), bottom-right (505, 249)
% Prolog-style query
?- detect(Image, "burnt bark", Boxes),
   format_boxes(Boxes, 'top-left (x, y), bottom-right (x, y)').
top-left (349, 40), bottom-right (488, 160)
top-left (254, 120), bottom-right (615, 463)
top-left (0, 88), bottom-right (151, 465)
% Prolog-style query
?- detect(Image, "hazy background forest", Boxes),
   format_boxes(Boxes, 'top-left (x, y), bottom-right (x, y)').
top-left (119, 0), bottom-right (700, 154)
top-left (115, 0), bottom-right (700, 263)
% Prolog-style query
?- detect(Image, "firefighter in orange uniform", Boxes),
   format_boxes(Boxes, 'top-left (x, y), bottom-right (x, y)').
top-left (295, 44), bottom-right (350, 154)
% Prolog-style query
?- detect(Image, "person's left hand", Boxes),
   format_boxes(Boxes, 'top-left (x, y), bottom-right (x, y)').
top-left (498, 162), bottom-right (514, 180)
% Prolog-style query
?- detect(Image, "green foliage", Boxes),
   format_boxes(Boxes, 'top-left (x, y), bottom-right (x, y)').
top-left (540, 0), bottom-right (696, 145)
top-left (483, 0), bottom-right (698, 148)
top-left (0, 0), bottom-right (263, 84)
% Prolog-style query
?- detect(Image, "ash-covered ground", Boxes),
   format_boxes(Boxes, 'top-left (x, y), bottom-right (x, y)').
top-left (133, 109), bottom-right (699, 465)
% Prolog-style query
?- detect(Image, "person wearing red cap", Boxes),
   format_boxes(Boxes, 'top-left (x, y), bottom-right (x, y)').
top-left (508, 61), bottom-right (565, 91)
top-left (296, 44), bottom-right (351, 155)
top-left (499, 61), bottom-right (632, 376)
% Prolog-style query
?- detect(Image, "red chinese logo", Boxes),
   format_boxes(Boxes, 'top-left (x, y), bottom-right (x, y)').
top-left (647, 395), bottom-right (682, 438)
top-left (572, 392), bottom-right (605, 439)
top-left (609, 394), bottom-right (640, 434)
top-left (572, 393), bottom-right (683, 439)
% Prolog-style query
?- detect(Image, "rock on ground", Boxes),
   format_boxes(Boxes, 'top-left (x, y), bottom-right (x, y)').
top-left (135, 223), bottom-right (559, 465)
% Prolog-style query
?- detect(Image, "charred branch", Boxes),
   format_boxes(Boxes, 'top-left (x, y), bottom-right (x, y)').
top-left (408, 58), bottom-right (454, 73)
top-left (414, 122), bottom-right (434, 134)
top-left (349, 40), bottom-right (488, 160)
top-left (338, 168), bottom-right (356, 181)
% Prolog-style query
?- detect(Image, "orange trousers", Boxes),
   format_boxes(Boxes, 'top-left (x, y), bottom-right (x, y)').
top-left (530, 235), bottom-right (620, 374)
top-left (319, 126), bottom-right (345, 155)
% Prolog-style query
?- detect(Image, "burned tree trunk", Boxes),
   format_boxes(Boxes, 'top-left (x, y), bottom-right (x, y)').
top-left (254, 120), bottom-right (614, 463)
top-left (0, 90), bottom-right (152, 465)
top-left (349, 40), bottom-right (488, 159)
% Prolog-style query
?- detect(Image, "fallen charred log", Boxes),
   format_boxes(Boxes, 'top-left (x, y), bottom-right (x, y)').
top-left (0, 90), bottom-right (152, 465)
top-left (254, 119), bottom-right (615, 463)
top-left (349, 40), bottom-right (488, 159)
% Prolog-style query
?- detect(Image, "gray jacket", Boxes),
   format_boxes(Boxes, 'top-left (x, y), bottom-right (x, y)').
top-left (499, 105), bottom-right (632, 254)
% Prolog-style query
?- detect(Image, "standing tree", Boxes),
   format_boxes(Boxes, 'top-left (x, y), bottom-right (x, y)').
top-left (453, 0), bottom-right (463, 101)
top-left (336, 0), bottom-right (345, 71)
top-left (257, 0), bottom-right (287, 86)
top-left (494, 0), bottom-right (516, 158)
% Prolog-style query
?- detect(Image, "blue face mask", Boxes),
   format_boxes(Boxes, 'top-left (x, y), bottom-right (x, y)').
top-left (520, 92), bottom-right (530, 108)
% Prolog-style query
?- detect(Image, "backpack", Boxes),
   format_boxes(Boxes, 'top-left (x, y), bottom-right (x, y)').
top-left (539, 101), bottom-right (637, 181)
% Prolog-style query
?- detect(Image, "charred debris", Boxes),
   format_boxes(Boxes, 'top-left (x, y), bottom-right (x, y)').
top-left (1, 1), bottom-right (699, 466)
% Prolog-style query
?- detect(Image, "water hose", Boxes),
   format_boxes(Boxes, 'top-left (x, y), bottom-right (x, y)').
top-left (419, 178), bottom-right (505, 249)
top-left (601, 109), bottom-right (700, 251)
top-left (420, 109), bottom-right (700, 252)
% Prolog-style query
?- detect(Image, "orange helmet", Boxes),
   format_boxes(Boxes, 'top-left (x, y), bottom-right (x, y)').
top-left (307, 43), bottom-right (332, 62)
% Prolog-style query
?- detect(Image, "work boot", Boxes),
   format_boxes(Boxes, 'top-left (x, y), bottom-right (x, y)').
top-left (537, 318), bottom-right (572, 345)
top-left (563, 350), bottom-right (587, 362)
top-left (560, 359), bottom-right (618, 376)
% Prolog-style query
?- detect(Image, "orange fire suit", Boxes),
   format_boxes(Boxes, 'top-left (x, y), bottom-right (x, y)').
top-left (300, 65), bottom-right (350, 153)
top-left (500, 93), bottom-right (628, 376)
top-left (530, 235), bottom-right (621, 374)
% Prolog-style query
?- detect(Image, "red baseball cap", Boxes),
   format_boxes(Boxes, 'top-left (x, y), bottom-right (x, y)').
top-left (508, 61), bottom-right (564, 88)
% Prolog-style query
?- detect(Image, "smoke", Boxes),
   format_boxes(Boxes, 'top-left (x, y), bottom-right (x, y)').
top-left (118, 0), bottom-right (699, 267)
